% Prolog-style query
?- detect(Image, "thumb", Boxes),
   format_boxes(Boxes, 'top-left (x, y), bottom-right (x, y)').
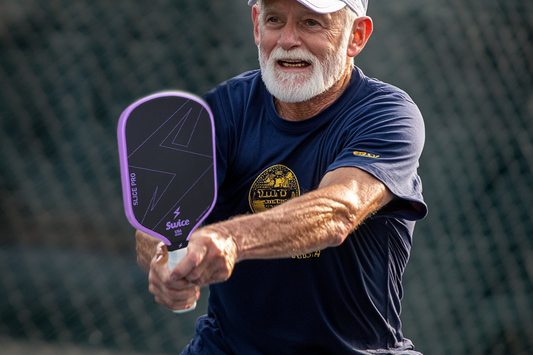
top-left (154, 243), bottom-right (169, 265)
top-left (173, 239), bottom-right (207, 279)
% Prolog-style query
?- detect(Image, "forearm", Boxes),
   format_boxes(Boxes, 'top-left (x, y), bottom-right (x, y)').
top-left (135, 229), bottom-right (162, 272)
top-left (235, 190), bottom-right (352, 260)
top-left (206, 183), bottom-right (386, 261)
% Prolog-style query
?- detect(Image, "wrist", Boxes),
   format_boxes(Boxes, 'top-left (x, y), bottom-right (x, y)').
top-left (135, 229), bottom-right (164, 272)
top-left (198, 223), bottom-right (241, 263)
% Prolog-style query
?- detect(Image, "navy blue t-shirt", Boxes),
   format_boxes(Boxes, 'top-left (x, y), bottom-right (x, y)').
top-left (183, 68), bottom-right (427, 355)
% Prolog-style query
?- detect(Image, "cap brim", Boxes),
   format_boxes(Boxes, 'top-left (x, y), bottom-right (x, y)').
top-left (296, 0), bottom-right (346, 14)
top-left (247, 0), bottom-right (346, 14)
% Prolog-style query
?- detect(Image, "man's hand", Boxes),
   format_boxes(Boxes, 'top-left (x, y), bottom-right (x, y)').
top-left (148, 242), bottom-right (201, 311)
top-left (169, 227), bottom-right (239, 287)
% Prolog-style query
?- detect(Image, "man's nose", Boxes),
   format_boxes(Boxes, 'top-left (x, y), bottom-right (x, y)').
top-left (277, 21), bottom-right (302, 50)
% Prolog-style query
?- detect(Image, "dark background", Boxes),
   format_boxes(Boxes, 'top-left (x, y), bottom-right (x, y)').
top-left (0, 0), bottom-right (532, 354)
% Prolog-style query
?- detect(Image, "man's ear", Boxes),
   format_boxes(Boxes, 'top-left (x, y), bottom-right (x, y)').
top-left (347, 16), bottom-right (373, 58)
top-left (252, 5), bottom-right (261, 46)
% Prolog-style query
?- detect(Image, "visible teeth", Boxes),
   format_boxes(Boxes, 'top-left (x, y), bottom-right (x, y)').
top-left (281, 61), bottom-right (309, 67)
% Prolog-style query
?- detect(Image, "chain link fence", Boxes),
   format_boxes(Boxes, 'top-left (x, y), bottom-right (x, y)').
top-left (0, 0), bottom-right (532, 354)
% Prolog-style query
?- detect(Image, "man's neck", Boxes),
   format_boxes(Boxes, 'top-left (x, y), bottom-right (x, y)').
top-left (274, 66), bottom-right (353, 122)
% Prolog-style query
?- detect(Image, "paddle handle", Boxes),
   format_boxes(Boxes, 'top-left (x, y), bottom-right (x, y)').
top-left (168, 248), bottom-right (197, 314)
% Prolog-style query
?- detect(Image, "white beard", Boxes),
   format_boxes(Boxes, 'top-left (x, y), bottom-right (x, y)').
top-left (258, 32), bottom-right (351, 103)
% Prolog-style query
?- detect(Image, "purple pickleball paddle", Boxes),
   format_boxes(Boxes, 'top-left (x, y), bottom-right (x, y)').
top-left (118, 91), bottom-right (217, 313)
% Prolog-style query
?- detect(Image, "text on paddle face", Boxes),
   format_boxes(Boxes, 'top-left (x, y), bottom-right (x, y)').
top-left (130, 173), bottom-right (139, 206)
top-left (166, 219), bottom-right (190, 230)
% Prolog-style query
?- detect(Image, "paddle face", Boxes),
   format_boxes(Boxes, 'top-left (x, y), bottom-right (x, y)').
top-left (118, 92), bottom-right (217, 251)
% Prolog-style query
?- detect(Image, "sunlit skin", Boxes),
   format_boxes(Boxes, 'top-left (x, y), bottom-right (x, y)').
top-left (135, 0), bottom-right (391, 312)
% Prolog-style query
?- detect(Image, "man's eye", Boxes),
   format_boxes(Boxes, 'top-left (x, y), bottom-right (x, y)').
top-left (268, 17), bottom-right (279, 23)
top-left (306, 20), bottom-right (318, 26)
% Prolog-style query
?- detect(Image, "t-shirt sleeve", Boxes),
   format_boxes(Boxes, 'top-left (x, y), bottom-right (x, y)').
top-left (327, 92), bottom-right (428, 221)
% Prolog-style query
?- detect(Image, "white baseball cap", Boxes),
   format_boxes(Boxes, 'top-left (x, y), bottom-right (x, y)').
top-left (247, 0), bottom-right (368, 16)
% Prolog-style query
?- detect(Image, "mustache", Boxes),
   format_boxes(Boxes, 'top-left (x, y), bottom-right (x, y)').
top-left (267, 47), bottom-right (317, 65)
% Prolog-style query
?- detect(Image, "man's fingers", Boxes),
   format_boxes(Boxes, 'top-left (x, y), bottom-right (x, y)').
top-left (169, 229), bottom-right (238, 286)
top-left (187, 248), bottom-right (235, 286)
top-left (150, 283), bottom-right (198, 302)
top-left (153, 285), bottom-right (200, 311)
top-left (148, 248), bottom-right (199, 302)
top-left (191, 268), bottom-right (231, 286)
top-left (183, 248), bottom-right (213, 284)
top-left (169, 241), bottom-right (207, 280)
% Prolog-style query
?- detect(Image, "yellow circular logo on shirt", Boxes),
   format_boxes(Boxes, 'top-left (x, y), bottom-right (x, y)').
top-left (248, 164), bottom-right (300, 213)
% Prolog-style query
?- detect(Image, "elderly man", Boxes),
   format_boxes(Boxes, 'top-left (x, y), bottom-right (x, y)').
top-left (136, 0), bottom-right (427, 353)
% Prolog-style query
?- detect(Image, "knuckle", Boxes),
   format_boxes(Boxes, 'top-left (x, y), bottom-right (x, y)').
top-left (167, 286), bottom-right (196, 301)
top-left (188, 251), bottom-right (204, 266)
top-left (148, 273), bottom-right (158, 285)
top-left (219, 269), bottom-right (232, 281)
top-left (187, 270), bottom-right (200, 281)
top-left (148, 280), bottom-right (163, 294)
top-left (166, 289), bottom-right (181, 300)
top-left (154, 296), bottom-right (167, 308)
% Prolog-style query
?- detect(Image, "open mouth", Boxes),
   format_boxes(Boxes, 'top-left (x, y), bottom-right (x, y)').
top-left (278, 60), bottom-right (311, 68)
